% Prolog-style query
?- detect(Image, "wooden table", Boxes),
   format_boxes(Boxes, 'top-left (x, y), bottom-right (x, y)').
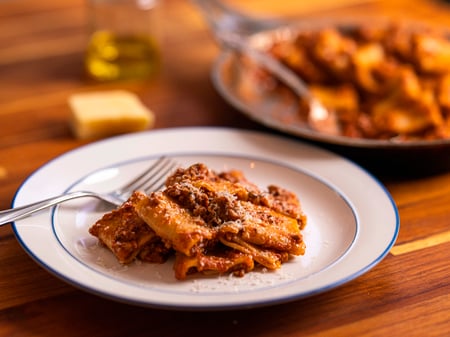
top-left (1, 0), bottom-right (449, 335)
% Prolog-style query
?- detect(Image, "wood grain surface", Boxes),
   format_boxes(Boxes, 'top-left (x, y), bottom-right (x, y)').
top-left (0, 0), bottom-right (449, 336)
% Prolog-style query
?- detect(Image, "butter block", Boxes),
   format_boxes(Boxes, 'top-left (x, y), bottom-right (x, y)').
top-left (68, 90), bottom-right (155, 139)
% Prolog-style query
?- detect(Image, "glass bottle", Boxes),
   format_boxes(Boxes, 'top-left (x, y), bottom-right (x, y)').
top-left (85, 0), bottom-right (162, 81)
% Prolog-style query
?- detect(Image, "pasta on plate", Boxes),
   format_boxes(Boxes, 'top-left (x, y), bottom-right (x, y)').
top-left (89, 163), bottom-right (307, 280)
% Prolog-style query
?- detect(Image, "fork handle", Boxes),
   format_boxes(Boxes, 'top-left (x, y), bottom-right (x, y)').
top-left (0, 191), bottom-right (96, 226)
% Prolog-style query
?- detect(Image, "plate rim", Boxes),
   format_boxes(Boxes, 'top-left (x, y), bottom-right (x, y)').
top-left (11, 126), bottom-right (400, 310)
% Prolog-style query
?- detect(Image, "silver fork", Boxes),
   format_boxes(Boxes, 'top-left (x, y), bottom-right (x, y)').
top-left (0, 156), bottom-right (178, 226)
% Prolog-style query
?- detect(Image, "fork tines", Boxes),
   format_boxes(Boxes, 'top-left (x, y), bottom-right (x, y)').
top-left (120, 157), bottom-right (178, 194)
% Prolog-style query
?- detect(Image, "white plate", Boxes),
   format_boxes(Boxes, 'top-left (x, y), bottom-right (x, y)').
top-left (12, 127), bottom-right (399, 310)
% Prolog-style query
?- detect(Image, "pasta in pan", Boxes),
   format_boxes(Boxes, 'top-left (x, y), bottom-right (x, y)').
top-left (250, 22), bottom-right (450, 141)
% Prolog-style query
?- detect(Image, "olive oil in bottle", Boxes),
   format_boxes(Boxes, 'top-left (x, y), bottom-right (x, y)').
top-left (85, 0), bottom-right (161, 81)
top-left (85, 30), bottom-right (160, 81)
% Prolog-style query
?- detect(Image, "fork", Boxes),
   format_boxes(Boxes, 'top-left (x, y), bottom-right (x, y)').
top-left (0, 156), bottom-right (177, 226)
top-left (191, 0), bottom-right (340, 135)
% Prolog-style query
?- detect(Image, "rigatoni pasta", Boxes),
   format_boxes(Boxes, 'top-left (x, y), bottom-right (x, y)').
top-left (89, 163), bottom-right (307, 280)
